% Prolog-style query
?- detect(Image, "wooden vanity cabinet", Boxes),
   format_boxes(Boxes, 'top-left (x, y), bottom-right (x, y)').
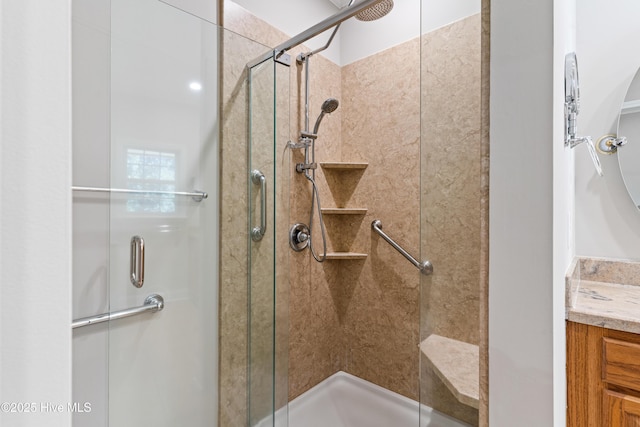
top-left (567, 321), bottom-right (640, 426)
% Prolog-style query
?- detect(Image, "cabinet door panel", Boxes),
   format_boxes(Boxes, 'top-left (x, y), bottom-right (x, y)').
top-left (603, 338), bottom-right (640, 391)
top-left (605, 390), bottom-right (640, 427)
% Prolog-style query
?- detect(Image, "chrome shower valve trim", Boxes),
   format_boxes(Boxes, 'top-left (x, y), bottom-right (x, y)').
top-left (289, 223), bottom-right (310, 252)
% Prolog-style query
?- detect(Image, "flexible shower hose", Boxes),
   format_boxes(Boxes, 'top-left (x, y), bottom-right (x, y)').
top-left (304, 145), bottom-right (327, 262)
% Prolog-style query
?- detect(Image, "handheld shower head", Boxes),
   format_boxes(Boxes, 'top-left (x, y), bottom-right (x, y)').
top-left (321, 98), bottom-right (339, 114)
top-left (356, 0), bottom-right (394, 21)
top-left (313, 98), bottom-right (339, 135)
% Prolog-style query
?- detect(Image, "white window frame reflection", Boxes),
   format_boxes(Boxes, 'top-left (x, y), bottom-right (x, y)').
top-left (125, 148), bottom-right (178, 214)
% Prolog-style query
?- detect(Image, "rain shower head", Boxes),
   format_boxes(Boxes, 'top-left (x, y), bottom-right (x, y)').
top-left (355, 0), bottom-right (394, 21)
top-left (313, 98), bottom-right (340, 135)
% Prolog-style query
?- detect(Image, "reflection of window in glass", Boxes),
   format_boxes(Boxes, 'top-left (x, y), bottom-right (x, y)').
top-left (126, 148), bottom-right (176, 213)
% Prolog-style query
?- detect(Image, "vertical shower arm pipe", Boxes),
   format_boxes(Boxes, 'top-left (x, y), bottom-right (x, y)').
top-left (304, 55), bottom-right (310, 134)
top-left (299, 0), bottom-right (355, 136)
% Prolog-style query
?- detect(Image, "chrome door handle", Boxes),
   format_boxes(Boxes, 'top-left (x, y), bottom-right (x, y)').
top-left (251, 170), bottom-right (267, 242)
top-left (130, 235), bottom-right (145, 288)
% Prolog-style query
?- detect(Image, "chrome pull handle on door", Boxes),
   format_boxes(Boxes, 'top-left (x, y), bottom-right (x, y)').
top-left (251, 170), bottom-right (267, 242)
top-left (130, 235), bottom-right (145, 288)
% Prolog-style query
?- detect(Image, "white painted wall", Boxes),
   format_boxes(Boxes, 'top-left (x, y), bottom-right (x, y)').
top-left (162, 0), bottom-right (218, 24)
top-left (230, 0), bottom-right (479, 65)
top-left (231, 0), bottom-right (343, 63)
top-left (490, 0), bottom-right (573, 425)
top-left (341, 0), bottom-right (479, 65)
top-left (339, 0), bottom-right (420, 64)
top-left (0, 1), bottom-right (73, 427)
top-left (553, 1), bottom-right (576, 425)
top-left (575, 0), bottom-right (640, 260)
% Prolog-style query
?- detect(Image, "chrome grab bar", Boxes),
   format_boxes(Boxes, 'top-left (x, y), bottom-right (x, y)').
top-left (371, 220), bottom-right (433, 276)
top-left (72, 186), bottom-right (208, 202)
top-left (130, 236), bottom-right (145, 288)
top-left (72, 294), bottom-right (164, 329)
top-left (251, 170), bottom-right (267, 242)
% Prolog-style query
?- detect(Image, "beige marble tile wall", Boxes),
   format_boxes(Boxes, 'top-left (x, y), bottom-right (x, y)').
top-left (340, 38), bottom-right (422, 400)
top-left (420, 14), bottom-right (482, 426)
top-left (479, 1), bottom-right (490, 425)
top-left (219, 27), bottom-right (253, 426)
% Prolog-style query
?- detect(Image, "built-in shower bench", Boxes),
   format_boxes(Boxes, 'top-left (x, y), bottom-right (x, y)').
top-left (419, 334), bottom-right (479, 409)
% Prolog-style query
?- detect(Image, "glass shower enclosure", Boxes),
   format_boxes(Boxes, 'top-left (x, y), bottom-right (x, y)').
top-left (72, 0), bottom-right (287, 425)
top-left (107, 1), bottom-right (218, 424)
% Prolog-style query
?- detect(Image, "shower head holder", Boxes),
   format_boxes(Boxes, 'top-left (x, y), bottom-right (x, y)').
top-left (296, 162), bottom-right (317, 173)
top-left (300, 131), bottom-right (318, 140)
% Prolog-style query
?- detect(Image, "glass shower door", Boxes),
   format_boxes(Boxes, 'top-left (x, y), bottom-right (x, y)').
top-left (108, 1), bottom-right (218, 425)
top-left (247, 56), bottom-right (277, 427)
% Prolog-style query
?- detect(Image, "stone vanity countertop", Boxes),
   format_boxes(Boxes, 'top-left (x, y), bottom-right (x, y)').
top-left (566, 258), bottom-right (640, 334)
top-left (568, 280), bottom-right (640, 334)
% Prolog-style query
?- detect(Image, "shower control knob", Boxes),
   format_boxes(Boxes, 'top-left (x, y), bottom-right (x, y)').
top-left (289, 223), bottom-right (311, 252)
